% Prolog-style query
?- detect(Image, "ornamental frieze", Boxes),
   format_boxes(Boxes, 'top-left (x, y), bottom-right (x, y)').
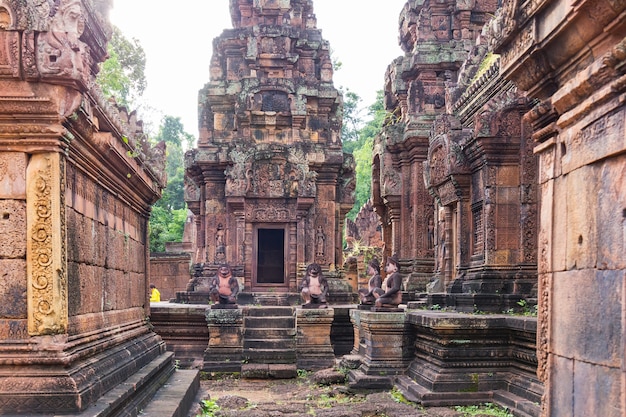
top-left (381, 167), bottom-right (401, 197)
top-left (246, 204), bottom-right (294, 222)
top-left (428, 144), bottom-right (448, 186)
top-left (27, 153), bottom-right (67, 336)
top-left (498, 18), bottom-right (534, 73)
top-left (184, 179), bottom-right (200, 202)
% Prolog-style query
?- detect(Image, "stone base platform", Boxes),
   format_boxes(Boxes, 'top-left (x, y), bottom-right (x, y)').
top-left (397, 311), bottom-right (542, 416)
top-left (0, 353), bottom-right (199, 417)
top-left (149, 303), bottom-right (356, 376)
top-left (210, 303), bottom-right (239, 309)
top-left (149, 303), bottom-right (210, 369)
top-left (348, 369), bottom-right (395, 390)
top-left (356, 304), bottom-right (404, 312)
top-left (241, 363), bottom-right (298, 379)
top-left (345, 310), bottom-right (411, 390)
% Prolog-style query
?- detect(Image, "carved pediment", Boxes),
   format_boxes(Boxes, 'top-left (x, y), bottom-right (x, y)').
top-left (224, 145), bottom-right (317, 198)
top-left (425, 115), bottom-right (470, 189)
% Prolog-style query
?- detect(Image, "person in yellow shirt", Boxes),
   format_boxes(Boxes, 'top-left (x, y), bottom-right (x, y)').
top-left (149, 284), bottom-right (161, 302)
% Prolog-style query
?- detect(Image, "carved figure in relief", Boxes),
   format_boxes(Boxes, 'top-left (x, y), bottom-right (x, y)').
top-left (215, 223), bottom-right (225, 256)
top-left (209, 263), bottom-right (239, 304)
top-left (374, 254), bottom-right (402, 308)
top-left (315, 225), bottom-right (325, 257)
top-left (300, 263), bottom-right (328, 308)
top-left (38, 0), bottom-right (85, 78)
top-left (288, 167), bottom-right (299, 196)
top-left (358, 258), bottom-right (384, 305)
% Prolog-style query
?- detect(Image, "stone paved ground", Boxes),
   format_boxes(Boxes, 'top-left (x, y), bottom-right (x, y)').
top-left (186, 372), bottom-right (503, 417)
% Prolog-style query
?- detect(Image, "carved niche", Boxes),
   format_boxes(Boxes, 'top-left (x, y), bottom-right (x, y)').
top-left (424, 115), bottom-right (471, 205)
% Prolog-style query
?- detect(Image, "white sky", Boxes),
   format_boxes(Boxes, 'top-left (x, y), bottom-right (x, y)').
top-left (109, 0), bottom-right (407, 137)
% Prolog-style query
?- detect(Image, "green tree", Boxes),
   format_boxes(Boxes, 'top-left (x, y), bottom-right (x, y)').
top-left (96, 28), bottom-right (189, 253)
top-left (346, 91), bottom-right (386, 220)
top-left (149, 205), bottom-right (188, 253)
top-left (96, 26), bottom-right (147, 108)
top-left (149, 116), bottom-right (194, 252)
top-left (341, 88), bottom-right (363, 151)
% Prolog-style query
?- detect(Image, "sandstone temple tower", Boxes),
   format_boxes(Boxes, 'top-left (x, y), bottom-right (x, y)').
top-left (184, 0), bottom-right (355, 300)
top-left (373, 0), bottom-right (538, 310)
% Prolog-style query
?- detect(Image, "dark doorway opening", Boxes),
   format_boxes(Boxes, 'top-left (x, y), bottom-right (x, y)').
top-left (257, 228), bottom-right (285, 285)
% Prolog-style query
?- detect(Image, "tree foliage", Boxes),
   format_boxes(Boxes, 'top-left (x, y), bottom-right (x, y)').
top-left (149, 116), bottom-right (194, 252)
top-left (96, 26), bottom-right (147, 108)
top-left (341, 88), bottom-right (363, 150)
top-left (96, 27), bottom-right (191, 253)
top-left (346, 91), bottom-right (386, 220)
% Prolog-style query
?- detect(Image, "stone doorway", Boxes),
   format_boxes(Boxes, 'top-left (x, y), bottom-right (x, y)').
top-left (254, 226), bottom-right (286, 289)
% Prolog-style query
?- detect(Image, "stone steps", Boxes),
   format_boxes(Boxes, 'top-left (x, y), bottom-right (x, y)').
top-left (48, 352), bottom-right (199, 417)
top-left (245, 306), bottom-right (296, 317)
top-left (137, 369), bottom-right (200, 417)
top-left (244, 327), bottom-right (297, 339)
top-left (393, 375), bottom-right (491, 406)
top-left (244, 316), bottom-right (296, 328)
top-left (241, 363), bottom-right (297, 379)
top-left (244, 338), bottom-right (296, 350)
top-left (242, 306), bottom-right (297, 377)
top-left (493, 390), bottom-right (541, 417)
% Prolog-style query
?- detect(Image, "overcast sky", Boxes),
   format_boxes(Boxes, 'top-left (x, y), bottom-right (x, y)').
top-left (109, 0), bottom-right (408, 137)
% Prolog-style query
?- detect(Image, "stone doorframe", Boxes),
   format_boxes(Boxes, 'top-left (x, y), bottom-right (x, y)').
top-left (252, 223), bottom-right (288, 290)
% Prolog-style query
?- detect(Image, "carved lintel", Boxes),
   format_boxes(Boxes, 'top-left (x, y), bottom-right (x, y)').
top-left (27, 153), bottom-right (67, 336)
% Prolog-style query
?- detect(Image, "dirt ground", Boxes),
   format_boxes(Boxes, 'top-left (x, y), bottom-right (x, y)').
top-left (186, 372), bottom-right (489, 417)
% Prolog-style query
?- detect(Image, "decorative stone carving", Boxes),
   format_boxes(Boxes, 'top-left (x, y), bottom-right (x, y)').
top-left (0, 1), bottom-right (171, 413)
top-left (27, 153), bottom-right (67, 336)
top-left (37, 0), bottom-right (87, 82)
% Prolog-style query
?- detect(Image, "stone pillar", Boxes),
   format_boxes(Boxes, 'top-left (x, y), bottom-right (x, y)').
top-left (295, 308), bottom-right (335, 370)
top-left (204, 308), bottom-right (244, 373)
top-left (26, 153), bottom-right (67, 335)
top-left (347, 310), bottom-right (413, 389)
top-left (494, 1), bottom-right (626, 416)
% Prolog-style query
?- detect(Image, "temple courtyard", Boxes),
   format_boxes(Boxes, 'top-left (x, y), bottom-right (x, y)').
top-left (185, 373), bottom-right (513, 417)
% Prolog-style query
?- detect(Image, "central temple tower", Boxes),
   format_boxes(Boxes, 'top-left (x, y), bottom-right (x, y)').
top-left (184, 0), bottom-right (355, 300)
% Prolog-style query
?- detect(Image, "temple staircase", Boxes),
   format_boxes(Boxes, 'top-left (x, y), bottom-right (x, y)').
top-left (241, 306), bottom-right (298, 378)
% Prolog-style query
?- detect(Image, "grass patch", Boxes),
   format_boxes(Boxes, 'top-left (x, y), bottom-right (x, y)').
top-left (196, 399), bottom-right (220, 417)
top-left (454, 402), bottom-right (514, 417)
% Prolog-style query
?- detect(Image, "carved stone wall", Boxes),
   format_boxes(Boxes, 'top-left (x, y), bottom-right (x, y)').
top-left (495, 1), bottom-right (626, 416)
top-left (0, 0), bottom-right (170, 413)
top-left (185, 0), bottom-right (354, 297)
top-left (373, 0), bottom-right (500, 295)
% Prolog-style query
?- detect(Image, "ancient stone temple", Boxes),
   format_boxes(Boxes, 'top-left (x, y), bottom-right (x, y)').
top-left (494, 1), bottom-right (626, 416)
top-left (373, 0), bottom-right (537, 310)
top-left (183, 0), bottom-right (355, 301)
top-left (0, 1), bottom-right (196, 414)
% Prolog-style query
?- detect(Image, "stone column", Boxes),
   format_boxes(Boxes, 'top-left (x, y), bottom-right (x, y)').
top-left (347, 310), bottom-right (413, 389)
top-left (204, 308), bottom-right (244, 372)
top-left (295, 308), bottom-right (335, 370)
